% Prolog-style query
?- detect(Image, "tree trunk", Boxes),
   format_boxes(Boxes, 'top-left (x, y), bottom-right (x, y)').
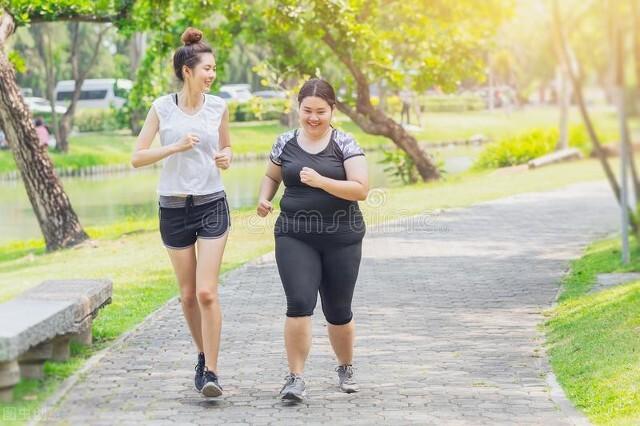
top-left (552, 0), bottom-right (638, 234)
top-left (31, 24), bottom-right (62, 144)
top-left (58, 23), bottom-right (110, 150)
top-left (322, 32), bottom-right (440, 181)
top-left (632, 0), bottom-right (640, 115)
top-left (0, 11), bottom-right (88, 250)
top-left (336, 100), bottom-right (440, 181)
top-left (556, 66), bottom-right (570, 150)
top-left (130, 32), bottom-right (146, 76)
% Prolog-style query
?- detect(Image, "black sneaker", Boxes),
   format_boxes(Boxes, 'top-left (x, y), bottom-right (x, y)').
top-left (280, 373), bottom-right (306, 402)
top-left (194, 352), bottom-right (205, 392)
top-left (201, 368), bottom-right (223, 397)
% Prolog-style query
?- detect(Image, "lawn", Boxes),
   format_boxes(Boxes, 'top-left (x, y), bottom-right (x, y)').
top-left (545, 237), bottom-right (640, 425)
top-left (0, 131), bottom-right (632, 424)
top-left (0, 105), bottom-right (624, 174)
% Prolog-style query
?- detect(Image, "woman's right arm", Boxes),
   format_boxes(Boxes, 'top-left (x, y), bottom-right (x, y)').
top-left (256, 161), bottom-right (283, 217)
top-left (130, 107), bottom-right (198, 168)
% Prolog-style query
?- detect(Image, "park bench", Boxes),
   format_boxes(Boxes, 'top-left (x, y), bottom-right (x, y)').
top-left (0, 279), bottom-right (112, 402)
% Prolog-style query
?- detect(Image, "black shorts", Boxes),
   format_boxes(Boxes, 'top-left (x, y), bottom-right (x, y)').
top-left (159, 196), bottom-right (230, 249)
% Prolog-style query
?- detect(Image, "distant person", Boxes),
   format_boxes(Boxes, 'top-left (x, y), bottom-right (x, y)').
top-left (34, 118), bottom-right (50, 148)
top-left (0, 129), bottom-right (7, 149)
top-left (130, 27), bottom-right (232, 398)
top-left (399, 89), bottom-right (412, 125)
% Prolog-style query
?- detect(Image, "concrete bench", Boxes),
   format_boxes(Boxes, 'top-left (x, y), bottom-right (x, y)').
top-left (528, 148), bottom-right (582, 169)
top-left (0, 279), bottom-right (112, 401)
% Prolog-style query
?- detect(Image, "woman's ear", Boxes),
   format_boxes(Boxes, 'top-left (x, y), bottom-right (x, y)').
top-left (182, 65), bottom-right (191, 79)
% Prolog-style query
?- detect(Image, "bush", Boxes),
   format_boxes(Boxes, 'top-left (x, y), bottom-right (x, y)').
top-left (378, 149), bottom-right (419, 184)
top-left (74, 109), bottom-right (121, 132)
top-left (228, 97), bottom-right (288, 122)
top-left (474, 124), bottom-right (620, 169)
top-left (473, 128), bottom-right (558, 169)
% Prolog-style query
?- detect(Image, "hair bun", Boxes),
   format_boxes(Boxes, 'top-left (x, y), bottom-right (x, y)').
top-left (181, 28), bottom-right (203, 46)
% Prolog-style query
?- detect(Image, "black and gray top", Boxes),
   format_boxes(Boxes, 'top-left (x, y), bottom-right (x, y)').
top-left (270, 128), bottom-right (365, 223)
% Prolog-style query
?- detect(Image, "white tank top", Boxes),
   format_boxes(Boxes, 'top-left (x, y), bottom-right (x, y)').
top-left (152, 93), bottom-right (226, 196)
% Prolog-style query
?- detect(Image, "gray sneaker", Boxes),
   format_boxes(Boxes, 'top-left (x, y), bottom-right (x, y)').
top-left (336, 364), bottom-right (359, 393)
top-left (280, 373), bottom-right (306, 402)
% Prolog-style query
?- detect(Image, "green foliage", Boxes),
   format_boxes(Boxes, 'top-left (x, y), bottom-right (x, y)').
top-left (125, 2), bottom-right (239, 132)
top-left (474, 128), bottom-right (557, 169)
top-left (378, 149), bottom-right (419, 184)
top-left (254, 0), bottom-right (514, 97)
top-left (74, 109), bottom-right (122, 132)
top-left (227, 97), bottom-right (288, 122)
top-left (473, 125), bottom-right (600, 170)
top-left (7, 50), bottom-right (26, 73)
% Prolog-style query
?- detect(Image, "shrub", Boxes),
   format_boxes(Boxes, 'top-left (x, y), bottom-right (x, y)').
top-left (379, 149), bottom-right (419, 184)
top-left (230, 97), bottom-right (288, 122)
top-left (75, 109), bottom-right (121, 132)
top-left (473, 128), bottom-right (558, 169)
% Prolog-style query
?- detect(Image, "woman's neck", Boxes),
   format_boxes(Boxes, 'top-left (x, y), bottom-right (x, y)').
top-left (179, 87), bottom-right (203, 109)
top-left (300, 126), bottom-right (332, 142)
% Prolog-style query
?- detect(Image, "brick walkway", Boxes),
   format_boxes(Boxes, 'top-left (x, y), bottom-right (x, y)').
top-left (39, 182), bottom-right (617, 425)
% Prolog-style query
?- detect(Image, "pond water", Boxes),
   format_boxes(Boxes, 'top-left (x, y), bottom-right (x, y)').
top-left (0, 148), bottom-right (479, 243)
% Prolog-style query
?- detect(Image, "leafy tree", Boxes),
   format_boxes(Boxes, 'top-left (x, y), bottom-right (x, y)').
top-left (0, 0), bottom-right (222, 250)
top-left (242, 0), bottom-right (513, 181)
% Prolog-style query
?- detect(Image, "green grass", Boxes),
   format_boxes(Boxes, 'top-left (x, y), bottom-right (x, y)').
top-left (545, 237), bottom-right (640, 425)
top-left (0, 106), bottom-right (627, 174)
top-left (0, 151), bottom-right (626, 424)
top-left (408, 106), bottom-right (626, 143)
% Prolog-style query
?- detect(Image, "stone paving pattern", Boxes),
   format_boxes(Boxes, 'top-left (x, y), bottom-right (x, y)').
top-left (41, 182), bottom-right (617, 425)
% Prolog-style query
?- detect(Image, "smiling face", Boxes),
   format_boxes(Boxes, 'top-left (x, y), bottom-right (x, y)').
top-left (183, 53), bottom-right (216, 92)
top-left (298, 96), bottom-right (334, 138)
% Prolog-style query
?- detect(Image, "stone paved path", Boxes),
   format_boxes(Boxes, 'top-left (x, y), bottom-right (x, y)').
top-left (40, 182), bottom-right (617, 425)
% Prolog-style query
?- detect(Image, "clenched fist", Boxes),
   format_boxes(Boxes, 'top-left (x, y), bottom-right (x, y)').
top-left (256, 199), bottom-right (273, 217)
top-left (175, 133), bottom-right (200, 152)
top-left (214, 151), bottom-right (231, 169)
top-left (299, 167), bottom-right (325, 188)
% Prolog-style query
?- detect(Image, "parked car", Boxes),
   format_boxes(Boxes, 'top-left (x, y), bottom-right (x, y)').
top-left (217, 84), bottom-right (252, 103)
top-left (24, 97), bottom-right (67, 115)
top-left (253, 90), bottom-right (287, 99)
top-left (55, 78), bottom-right (133, 110)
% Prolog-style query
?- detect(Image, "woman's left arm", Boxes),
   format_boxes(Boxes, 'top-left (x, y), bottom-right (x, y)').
top-left (300, 155), bottom-right (369, 201)
top-left (215, 107), bottom-right (232, 169)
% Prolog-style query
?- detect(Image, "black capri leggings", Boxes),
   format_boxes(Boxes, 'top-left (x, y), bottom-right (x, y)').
top-left (275, 228), bottom-right (364, 325)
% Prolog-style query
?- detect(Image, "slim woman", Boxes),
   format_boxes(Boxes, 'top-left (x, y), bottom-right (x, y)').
top-left (256, 78), bottom-right (369, 401)
top-left (131, 27), bottom-right (231, 398)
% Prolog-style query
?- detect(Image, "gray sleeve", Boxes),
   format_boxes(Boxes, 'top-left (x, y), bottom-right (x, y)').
top-left (335, 130), bottom-right (365, 161)
top-left (270, 130), bottom-right (294, 166)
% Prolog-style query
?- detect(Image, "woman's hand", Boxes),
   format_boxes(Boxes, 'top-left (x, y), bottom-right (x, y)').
top-left (256, 199), bottom-right (273, 217)
top-left (299, 167), bottom-right (326, 189)
top-left (214, 151), bottom-right (231, 169)
top-left (175, 133), bottom-right (200, 152)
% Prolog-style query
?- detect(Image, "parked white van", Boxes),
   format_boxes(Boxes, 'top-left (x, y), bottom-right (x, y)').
top-left (55, 79), bottom-right (133, 110)
top-left (218, 84), bottom-right (252, 103)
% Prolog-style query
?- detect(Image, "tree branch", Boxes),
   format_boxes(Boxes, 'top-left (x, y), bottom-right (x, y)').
top-left (28, 14), bottom-right (116, 24)
top-left (322, 31), bottom-right (374, 115)
top-left (335, 100), bottom-right (390, 135)
top-left (18, 0), bottom-right (134, 25)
